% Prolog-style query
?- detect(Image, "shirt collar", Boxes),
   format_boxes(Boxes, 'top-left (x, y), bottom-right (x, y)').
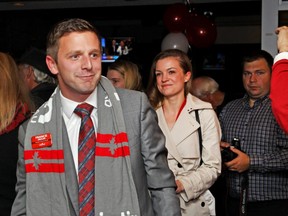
top-left (242, 93), bottom-right (269, 108)
top-left (61, 88), bottom-right (98, 119)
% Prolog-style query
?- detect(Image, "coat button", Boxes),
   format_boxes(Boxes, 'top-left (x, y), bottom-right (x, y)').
top-left (201, 202), bottom-right (205, 207)
top-left (177, 163), bottom-right (182, 168)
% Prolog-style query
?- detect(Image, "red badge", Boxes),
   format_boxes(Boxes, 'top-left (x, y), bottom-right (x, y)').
top-left (31, 133), bottom-right (52, 149)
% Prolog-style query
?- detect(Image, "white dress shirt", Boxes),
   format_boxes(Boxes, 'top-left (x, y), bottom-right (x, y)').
top-left (61, 88), bottom-right (98, 174)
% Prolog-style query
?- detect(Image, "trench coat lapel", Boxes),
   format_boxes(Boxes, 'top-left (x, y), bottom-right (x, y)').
top-left (157, 108), bottom-right (182, 163)
top-left (156, 96), bottom-right (201, 164)
top-left (171, 108), bottom-right (199, 146)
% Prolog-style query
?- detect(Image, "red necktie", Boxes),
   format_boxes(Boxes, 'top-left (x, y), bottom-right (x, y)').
top-left (74, 103), bottom-right (95, 216)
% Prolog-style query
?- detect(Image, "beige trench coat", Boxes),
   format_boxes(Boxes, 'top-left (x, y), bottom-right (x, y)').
top-left (156, 94), bottom-right (222, 216)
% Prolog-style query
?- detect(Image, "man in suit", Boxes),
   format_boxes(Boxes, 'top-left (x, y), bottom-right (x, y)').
top-left (108, 39), bottom-right (118, 55)
top-left (11, 18), bottom-right (180, 216)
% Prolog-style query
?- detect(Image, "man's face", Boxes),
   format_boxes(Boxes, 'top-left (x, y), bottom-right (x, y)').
top-left (242, 58), bottom-right (271, 101)
top-left (46, 31), bottom-right (102, 102)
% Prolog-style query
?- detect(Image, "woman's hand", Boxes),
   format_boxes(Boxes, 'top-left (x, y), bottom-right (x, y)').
top-left (175, 179), bottom-right (184, 193)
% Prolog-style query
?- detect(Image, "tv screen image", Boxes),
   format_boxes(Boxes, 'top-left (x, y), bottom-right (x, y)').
top-left (101, 37), bottom-right (135, 63)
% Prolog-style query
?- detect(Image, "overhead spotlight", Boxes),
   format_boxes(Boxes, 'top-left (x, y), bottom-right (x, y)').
top-left (13, 2), bottom-right (25, 7)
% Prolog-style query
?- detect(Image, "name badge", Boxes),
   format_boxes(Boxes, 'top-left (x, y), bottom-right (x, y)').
top-left (31, 133), bottom-right (52, 149)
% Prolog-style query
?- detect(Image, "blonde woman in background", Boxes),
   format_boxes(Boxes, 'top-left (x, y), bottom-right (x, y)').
top-left (106, 59), bottom-right (143, 91)
top-left (0, 52), bottom-right (33, 215)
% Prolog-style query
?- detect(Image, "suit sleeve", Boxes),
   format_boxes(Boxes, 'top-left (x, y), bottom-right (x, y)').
top-left (11, 123), bottom-right (27, 216)
top-left (139, 92), bottom-right (181, 216)
top-left (270, 58), bottom-right (288, 134)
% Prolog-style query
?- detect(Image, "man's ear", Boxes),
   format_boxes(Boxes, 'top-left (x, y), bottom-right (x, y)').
top-left (25, 66), bottom-right (34, 79)
top-left (46, 55), bottom-right (58, 75)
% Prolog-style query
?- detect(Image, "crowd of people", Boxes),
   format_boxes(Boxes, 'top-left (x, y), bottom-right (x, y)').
top-left (0, 17), bottom-right (288, 216)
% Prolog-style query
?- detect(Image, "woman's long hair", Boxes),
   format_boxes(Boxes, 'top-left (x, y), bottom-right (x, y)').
top-left (0, 52), bottom-right (33, 132)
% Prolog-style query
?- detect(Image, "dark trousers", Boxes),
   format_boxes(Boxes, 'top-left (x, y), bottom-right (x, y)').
top-left (209, 175), bottom-right (228, 216)
top-left (227, 197), bottom-right (288, 216)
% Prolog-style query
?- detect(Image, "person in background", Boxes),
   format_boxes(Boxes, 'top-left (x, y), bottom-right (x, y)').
top-left (270, 26), bottom-right (288, 134)
top-left (108, 39), bottom-right (118, 56)
top-left (219, 50), bottom-right (288, 216)
top-left (0, 52), bottom-right (32, 216)
top-left (106, 58), bottom-right (143, 91)
top-left (18, 47), bottom-right (57, 109)
top-left (117, 40), bottom-right (129, 56)
top-left (126, 37), bottom-right (134, 55)
top-left (146, 49), bottom-right (222, 216)
top-left (11, 18), bottom-right (180, 216)
top-left (190, 75), bottom-right (228, 216)
top-left (191, 76), bottom-right (226, 115)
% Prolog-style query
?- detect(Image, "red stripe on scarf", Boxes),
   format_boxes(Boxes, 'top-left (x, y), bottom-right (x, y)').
top-left (24, 150), bottom-right (65, 173)
top-left (25, 163), bottom-right (65, 173)
top-left (96, 146), bottom-right (130, 157)
top-left (96, 132), bottom-right (128, 143)
top-left (96, 132), bottom-right (130, 157)
top-left (24, 150), bottom-right (64, 159)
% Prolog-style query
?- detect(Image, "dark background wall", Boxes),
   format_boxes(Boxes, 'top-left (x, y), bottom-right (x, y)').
top-left (0, 1), bottom-right (261, 99)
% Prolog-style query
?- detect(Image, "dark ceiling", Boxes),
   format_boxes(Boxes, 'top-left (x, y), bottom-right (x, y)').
top-left (0, 0), bottom-right (262, 96)
top-left (0, 0), bottom-right (260, 11)
top-left (0, 1), bottom-right (261, 18)
top-left (0, 0), bottom-right (261, 59)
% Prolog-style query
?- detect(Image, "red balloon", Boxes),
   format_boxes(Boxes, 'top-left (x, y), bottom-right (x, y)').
top-left (185, 13), bottom-right (217, 48)
top-left (163, 3), bottom-right (189, 33)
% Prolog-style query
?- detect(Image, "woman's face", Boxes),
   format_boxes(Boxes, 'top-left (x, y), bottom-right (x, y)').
top-left (106, 69), bottom-right (125, 88)
top-left (155, 57), bottom-right (191, 98)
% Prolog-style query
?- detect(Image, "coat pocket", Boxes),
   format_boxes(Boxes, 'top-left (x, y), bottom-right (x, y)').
top-left (179, 191), bottom-right (212, 216)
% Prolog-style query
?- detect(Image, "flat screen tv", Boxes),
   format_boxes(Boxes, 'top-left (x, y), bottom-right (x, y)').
top-left (101, 37), bottom-right (135, 63)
